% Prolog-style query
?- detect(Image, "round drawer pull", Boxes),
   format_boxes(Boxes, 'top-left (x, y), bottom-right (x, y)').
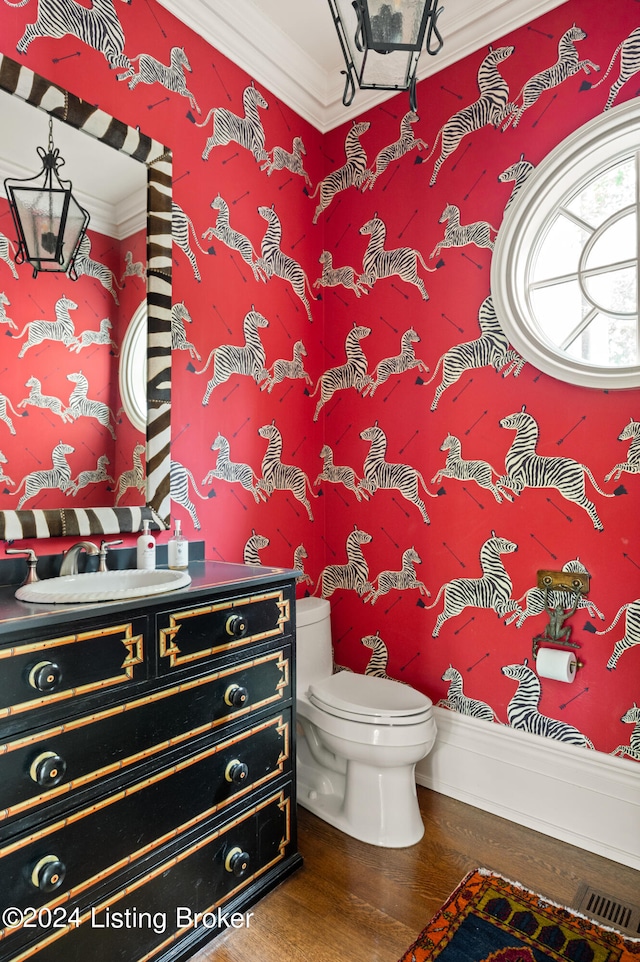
top-left (224, 847), bottom-right (250, 878)
top-left (225, 614), bottom-right (247, 638)
top-left (29, 751), bottom-right (67, 788)
top-left (28, 661), bottom-right (62, 693)
top-left (225, 759), bottom-right (249, 785)
top-left (31, 855), bottom-right (66, 893)
top-left (224, 684), bottom-right (248, 708)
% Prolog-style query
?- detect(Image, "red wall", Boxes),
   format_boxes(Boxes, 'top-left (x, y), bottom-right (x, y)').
top-left (0, 0), bottom-right (638, 762)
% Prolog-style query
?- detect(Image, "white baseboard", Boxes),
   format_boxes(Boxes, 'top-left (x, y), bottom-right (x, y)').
top-left (416, 707), bottom-right (640, 871)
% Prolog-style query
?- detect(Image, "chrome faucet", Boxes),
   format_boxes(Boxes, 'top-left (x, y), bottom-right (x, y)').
top-left (6, 548), bottom-right (39, 585)
top-left (59, 541), bottom-right (100, 576)
top-left (99, 539), bottom-right (123, 572)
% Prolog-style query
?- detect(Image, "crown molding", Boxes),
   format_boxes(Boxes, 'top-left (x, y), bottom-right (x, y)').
top-left (156, 0), bottom-right (570, 132)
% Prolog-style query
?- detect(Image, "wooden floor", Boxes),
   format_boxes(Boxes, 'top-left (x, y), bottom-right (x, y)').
top-left (193, 787), bottom-right (640, 961)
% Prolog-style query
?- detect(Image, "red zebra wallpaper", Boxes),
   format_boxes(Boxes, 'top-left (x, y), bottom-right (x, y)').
top-left (0, 0), bottom-right (638, 764)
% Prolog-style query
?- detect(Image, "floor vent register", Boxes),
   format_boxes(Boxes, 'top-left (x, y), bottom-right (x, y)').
top-left (575, 883), bottom-right (640, 938)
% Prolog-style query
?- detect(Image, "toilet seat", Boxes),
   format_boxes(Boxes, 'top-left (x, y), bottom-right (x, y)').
top-left (308, 671), bottom-right (433, 726)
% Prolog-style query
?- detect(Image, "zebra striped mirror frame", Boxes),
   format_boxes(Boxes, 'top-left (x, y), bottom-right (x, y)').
top-left (0, 54), bottom-right (172, 540)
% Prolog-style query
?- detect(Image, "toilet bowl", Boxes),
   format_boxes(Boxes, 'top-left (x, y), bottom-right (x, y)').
top-left (295, 597), bottom-right (436, 848)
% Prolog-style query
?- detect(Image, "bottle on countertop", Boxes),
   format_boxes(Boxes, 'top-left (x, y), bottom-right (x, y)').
top-left (167, 518), bottom-right (189, 571)
top-left (136, 520), bottom-right (156, 570)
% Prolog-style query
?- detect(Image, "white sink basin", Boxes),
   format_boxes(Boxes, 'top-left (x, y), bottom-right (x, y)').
top-left (15, 569), bottom-right (192, 604)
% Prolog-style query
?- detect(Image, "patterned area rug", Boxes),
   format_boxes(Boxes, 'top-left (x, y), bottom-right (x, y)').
top-left (399, 869), bottom-right (640, 962)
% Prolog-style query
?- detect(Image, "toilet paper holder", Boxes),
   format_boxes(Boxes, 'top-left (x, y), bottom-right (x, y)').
top-left (531, 568), bottom-right (589, 664)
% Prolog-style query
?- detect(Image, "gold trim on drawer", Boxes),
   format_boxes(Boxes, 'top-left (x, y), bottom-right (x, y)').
top-left (0, 717), bottom-right (289, 864)
top-left (1, 650), bottom-right (290, 822)
top-left (159, 589), bottom-right (291, 668)
top-left (6, 791), bottom-right (292, 962)
top-left (0, 624), bottom-right (144, 719)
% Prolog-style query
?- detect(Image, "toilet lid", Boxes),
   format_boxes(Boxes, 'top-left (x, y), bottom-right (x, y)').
top-left (308, 671), bottom-right (433, 721)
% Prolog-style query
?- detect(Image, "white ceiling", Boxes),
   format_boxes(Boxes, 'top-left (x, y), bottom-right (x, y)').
top-left (157, 0), bottom-right (570, 132)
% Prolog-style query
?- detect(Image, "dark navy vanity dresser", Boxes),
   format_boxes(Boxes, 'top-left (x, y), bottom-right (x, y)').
top-left (0, 559), bottom-right (301, 962)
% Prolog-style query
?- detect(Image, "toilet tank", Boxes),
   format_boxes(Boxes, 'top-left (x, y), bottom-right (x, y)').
top-left (295, 597), bottom-right (333, 696)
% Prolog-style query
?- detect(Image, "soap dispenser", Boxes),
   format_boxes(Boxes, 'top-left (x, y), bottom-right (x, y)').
top-left (167, 518), bottom-right (188, 571)
top-left (136, 520), bottom-right (156, 570)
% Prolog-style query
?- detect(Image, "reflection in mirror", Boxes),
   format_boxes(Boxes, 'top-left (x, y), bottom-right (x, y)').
top-left (0, 54), bottom-right (172, 538)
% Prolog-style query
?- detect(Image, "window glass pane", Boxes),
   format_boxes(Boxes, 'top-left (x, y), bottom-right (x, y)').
top-left (586, 210), bottom-right (636, 270)
top-left (530, 280), bottom-right (585, 347)
top-left (565, 313), bottom-right (637, 366)
top-left (566, 158), bottom-right (636, 228)
top-left (532, 214), bottom-right (591, 282)
top-left (584, 265), bottom-right (636, 315)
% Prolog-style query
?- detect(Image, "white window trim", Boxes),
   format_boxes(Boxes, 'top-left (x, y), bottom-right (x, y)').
top-left (491, 99), bottom-right (640, 390)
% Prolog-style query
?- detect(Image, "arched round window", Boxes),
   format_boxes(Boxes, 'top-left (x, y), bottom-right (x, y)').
top-left (119, 300), bottom-right (147, 433)
top-left (492, 100), bottom-right (640, 389)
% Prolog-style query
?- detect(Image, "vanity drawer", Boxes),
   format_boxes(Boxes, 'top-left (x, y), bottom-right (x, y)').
top-left (0, 789), bottom-right (293, 962)
top-left (0, 715), bottom-right (290, 933)
top-left (0, 648), bottom-right (290, 829)
top-left (156, 587), bottom-right (292, 674)
top-left (0, 620), bottom-right (146, 732)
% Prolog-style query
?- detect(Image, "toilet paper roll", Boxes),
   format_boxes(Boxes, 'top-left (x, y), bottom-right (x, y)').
top-left (535, 647), bottom-right (577, 683)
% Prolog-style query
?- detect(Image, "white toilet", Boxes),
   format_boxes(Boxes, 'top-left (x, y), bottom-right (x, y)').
top-left (295, 597), bottom-right (437, 848)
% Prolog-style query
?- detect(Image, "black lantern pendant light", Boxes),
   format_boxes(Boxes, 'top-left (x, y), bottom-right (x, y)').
top-left (4, 116), bottom-right (90, 279)
top-left (328, 0), bottom-right (444, 110)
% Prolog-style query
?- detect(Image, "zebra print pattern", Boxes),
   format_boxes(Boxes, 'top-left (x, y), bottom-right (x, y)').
top-left (592, 599), bottom-right (640, 670)
top-left (310, 121), bottom-right (370, 224)
top-left (193, 83), bottom-right (269, 163)
top-left (13, 0), bottom-right (130, 69)
top-left (361, 328), bottom-right (428, 397)
top-left (502, 661), bottom-right (594, 748)
top-left (0, 53), bottom-right (172, 536)
top-left (431, 434), bottom-right (512, 504)
top-left (361, 632), bottom-right (400, 681)
top-left (243, 530), bottom-right (270, 566)
top-left (256, 205), bottom-right (315, 323)
top-left (203, 434), bottom-right (268, 504)
top-left (311, 325), bottom-right (371, 422)
top-left (11, 294), bottom-right (78, 357)
top-left (314, 525), bottom-right (373, 599)
top-left (426, 533), bottom-right (519, 636)
top-left (503, 25), bottom-right (600, 130)
top-left (430, 204), bottom-right (497, 258)
top-left (612, 704), bottom-right (640, 761)
top-left (505, 559), bottom-right (604, 628)
top-left (499, 407), bottom-right (613, 530)
top-left (195, 308), bottom-right (269, 405)
top-left (204, 195), bottom-right (265, 283)
top-left (363, 547), bottom-right (429, 605)
top-left (257, 421), bottom-right (316, 521)
top-left (427, 295), bottom-right (524, 410)
top-left (170, 460), bottom-right (208, 531)
top-left (605, 418), bottom-right (640, 481)
top-left (498, 154), bottom-right (535, 213)
top-left (586, 26), bottom-right (640, 110)
top-left (439, 666), bottom-right (499, 722)
top-left (14, 442), bottom-right (75, 509)
top-left (357, 422), bottom-right (437, 524)
top-left (116, 46), bottom-right (200, 115)
top-left (426, 45), bottom-right (515, 185)
top-left (362, 111), bottom-right (428, 191)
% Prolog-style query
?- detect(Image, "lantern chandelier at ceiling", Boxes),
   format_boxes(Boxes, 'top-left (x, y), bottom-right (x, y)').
top-left (327, 0), bottom-right (445, 111)
top-left (4, 115), bottom-right (90, 279)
